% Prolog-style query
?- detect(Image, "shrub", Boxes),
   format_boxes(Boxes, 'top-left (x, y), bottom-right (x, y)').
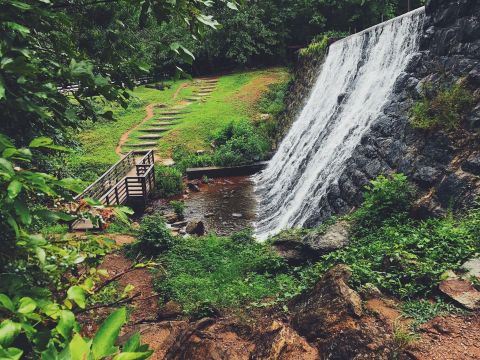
top-left (211, 120), bottom-right (270, 166)
top-left (410, 81), bottom-right (477, 130)
top-left (127, 213), bottom-right (174, 257)
top-left (171, 145), bottom-right (215, 173)
top-left (314, 175), bottom-right (480, 298)
top-left (299, 31), bottom-right (349, 57)
top-left (352, 173), bottom-right (415, 237)
top-left (155, 165), bottom-right (184, 197)
top-left (154, 232), bottom-right (303, 315)
top-left (170, 200), bottom-right (186, 220)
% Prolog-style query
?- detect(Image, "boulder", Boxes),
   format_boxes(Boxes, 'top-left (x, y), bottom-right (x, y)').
top-left (461, 258), bottom-right (480, 280)
top-left (254, 321), bottom-right (319, 360)
top-left (290, 265), bottom-right (394, 358)
top-left (290, 265), bottom-right (363, 340)
top-left (186, 220), bottom-right (205, 236)
top-left (439, 278), bottom-right (480, 310)
top-left (272, 221), bottom-right (350, 264)
top-left (302, 220), bottom-right (350, 254)
top-left (462, 152), bottom-right (480, 176)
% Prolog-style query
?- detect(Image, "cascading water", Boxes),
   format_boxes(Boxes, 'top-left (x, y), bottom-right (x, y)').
top-left (254, 8), bottom-right (425, 240)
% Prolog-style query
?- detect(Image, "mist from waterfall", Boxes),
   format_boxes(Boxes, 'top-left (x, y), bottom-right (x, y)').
top-left (254, 8), bottom-right (425, 240)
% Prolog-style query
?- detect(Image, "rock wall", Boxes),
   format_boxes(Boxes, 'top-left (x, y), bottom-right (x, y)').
top-left (287, 0), bottom-right (480, 226)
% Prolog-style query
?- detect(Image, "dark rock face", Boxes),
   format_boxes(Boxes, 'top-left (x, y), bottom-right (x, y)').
top-left (284, 0), bottom-right (480, 225)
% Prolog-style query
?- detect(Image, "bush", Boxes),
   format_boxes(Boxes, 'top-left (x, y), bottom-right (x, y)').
top-left (171, 145), bottom-right (215, 173)
top-left (313, 175), bottom-right (480, 299)
top-left (211, 120), bottom-right (270, 166)
top-left (155, 165), bottom-right (184, 197)
top-left (299, 31), bottom-right (349, 57)
top-left (352, 173), bottom-right (415, 237)
top-left (400, 298), bottom-right (465, 329)
top-left (410, 81), bottom-right (477, 130)
top-left (154, 231), bottom-right (304, 315)
top-left (127, 213), bottom-right (174, 257)
top-left (170, 200), bottom-right (186, 220)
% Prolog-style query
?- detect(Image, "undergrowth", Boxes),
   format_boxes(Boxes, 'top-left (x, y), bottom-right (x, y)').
top-left (410, 81), bottom-right (477, 130)
top-left (155, 165), bottom-right (184, 197)
top-left (154, 229), bottom-right (308, 315)
top-left (400, 298), bottom-right (466, 329)
top-left (310, 174), bottom-right (480, 299)
top-left (299, 31), bottom-right (349, 57)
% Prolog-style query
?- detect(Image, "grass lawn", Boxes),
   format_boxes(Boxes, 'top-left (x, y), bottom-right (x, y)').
top-left (157, 67), bottom-right (289, 157)
top-left (68, 67), bottom-right (289, 181)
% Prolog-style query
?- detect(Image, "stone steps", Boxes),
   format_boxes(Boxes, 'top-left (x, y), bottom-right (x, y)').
top-left (125, 142), bottom-right (158, 148)
top-left (156, 116), bottom-right (181, 121)
top-left (138, 134), bottom-right (162, 140)
top-left (152, 121), bottom-right (176, 126)
top-left (139, 127), bottom-right (170, 133)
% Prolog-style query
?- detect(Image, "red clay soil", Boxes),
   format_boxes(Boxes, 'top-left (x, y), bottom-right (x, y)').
top-left (407, 314), bottom-right (480, 360)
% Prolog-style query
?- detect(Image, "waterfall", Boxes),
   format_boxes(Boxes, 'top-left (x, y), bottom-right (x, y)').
top-left (254, 8), bottom-right (425, 240)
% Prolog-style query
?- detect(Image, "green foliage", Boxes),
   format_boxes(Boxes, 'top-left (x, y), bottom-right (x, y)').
top-left (170, 200), bottom-right (186, 220)
top-left (211, 120), bottom-right (271, 166)
top-left (400, 298), bottom-right (465, 329)
top-left (155, 165), bottom-right (184, 198)
top-left (312, 175), bottom-right (480, 299)
top-left (257, 81), bottom-right (290, 118)
top-left (410, 82), bottom-right (477, 130)
top-left (299, 31), bottom-right (349, 57)
top-left (351, 173), bottom-right (416, 237)
top-left (127, 213), bottom-right (174, 257)
top-left (154, 231), bottom-right (307, 315)
top-left (171, 119), bottom-right (271, 170)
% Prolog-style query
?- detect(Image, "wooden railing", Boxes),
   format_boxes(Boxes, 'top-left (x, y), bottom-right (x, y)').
top-left (76, 150), bottom-right (155, 206)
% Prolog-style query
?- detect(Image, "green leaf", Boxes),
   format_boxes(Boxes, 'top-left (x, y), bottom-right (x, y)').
top-left (14, 200), bottom-right (31, 225)
top-left (67, 286), bottom-right (86, 309)
top-left (17, 297), bottom-right (36, 314)
top-left (112, 352), bottom-right (153, 360)
top-left (56, 310), bottom-right (76, 340)
top-left (0, 320), bottom-right (22, 347)
top-left (69, 333), bottom-right (91, 360)
top-left (7, 180), bottom-right (22, 199)
top-left (0, 77), bottom-right (5, 100)
top-left (0, 294), bottom-right (14, 312)
top-left (0, 347), bottom-right (23, 360)
top-left (29, 137), bottom-right (68, 151)
top-left (0, 158), bottom-right (15, 177)
top-left (92, 307), bottom-right (127, 359)
top-left (227, 1), bottom-right (238, 10)
top-left (122, 332), bottom-right (140, 352)
top-left (4, 22), bottom-right (30, 36)
top-left (35, 247), bottom-right (46, 264)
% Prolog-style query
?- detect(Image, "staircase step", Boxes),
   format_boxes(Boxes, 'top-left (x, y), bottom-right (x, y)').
top-left (156, 116), bottom-right (181, 121)
top-left (138, 134), bottom-right (162, 140)
top-left (139, 127), bottom-right (170, 133)
top-left (125, 142), bottom-right (157, 148)
top-left (152, 121), bottom-right (176, 126)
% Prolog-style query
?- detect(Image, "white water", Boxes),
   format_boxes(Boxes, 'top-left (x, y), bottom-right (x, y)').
top-left (254, 8), bottom-right (425, 240)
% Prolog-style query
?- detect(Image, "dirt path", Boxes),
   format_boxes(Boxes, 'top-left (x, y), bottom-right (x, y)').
top-left (115, 103), bottom-right (157, 156)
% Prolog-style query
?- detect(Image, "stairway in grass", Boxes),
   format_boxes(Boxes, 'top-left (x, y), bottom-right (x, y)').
top-left (120, 77), bottom-right (219, 157)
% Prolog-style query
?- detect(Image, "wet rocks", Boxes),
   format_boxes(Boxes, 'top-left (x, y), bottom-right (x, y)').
top-left (186, 220), bottom-right (205, 236)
